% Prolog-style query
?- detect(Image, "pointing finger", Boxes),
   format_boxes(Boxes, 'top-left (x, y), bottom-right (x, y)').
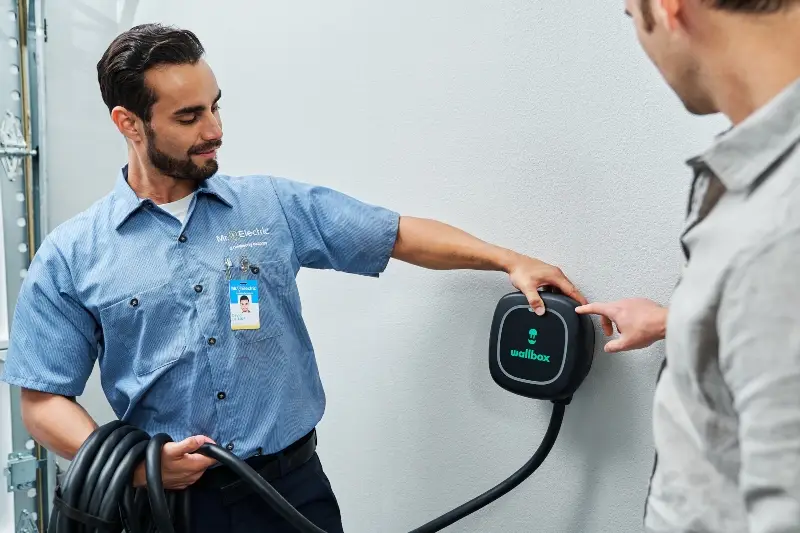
top-left (575, 302), bottom-right (615, 318)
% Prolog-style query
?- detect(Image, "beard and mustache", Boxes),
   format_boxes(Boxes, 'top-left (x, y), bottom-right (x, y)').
top-left (144, 121), bottom-right (222, 183)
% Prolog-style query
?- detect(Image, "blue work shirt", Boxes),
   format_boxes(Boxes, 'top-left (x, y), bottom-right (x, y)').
top-left (0, 166), bottom-right (399, 457)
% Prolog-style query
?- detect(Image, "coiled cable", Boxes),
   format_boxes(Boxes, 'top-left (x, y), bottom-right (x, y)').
top-left (47, 400), bottom-right (566, 532)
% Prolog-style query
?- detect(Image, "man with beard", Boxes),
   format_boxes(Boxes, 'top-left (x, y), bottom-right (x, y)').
top-left (576, 1), bottom-right (800, 532)
top-left (0, 23), bottom-right (596, 533)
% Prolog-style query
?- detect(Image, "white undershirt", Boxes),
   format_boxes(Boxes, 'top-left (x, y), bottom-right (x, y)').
top-left (159, 193), bottom-right (195, 224)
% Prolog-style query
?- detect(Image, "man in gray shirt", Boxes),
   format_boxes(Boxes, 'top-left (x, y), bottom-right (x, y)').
top-left (576, 1), bottom-right (800, 532)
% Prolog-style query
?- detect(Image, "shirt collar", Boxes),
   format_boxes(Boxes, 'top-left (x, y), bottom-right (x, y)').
top-left (110, 165), bottom-right (234, 229)
top-left (692, 76), bottom-right (800, 191)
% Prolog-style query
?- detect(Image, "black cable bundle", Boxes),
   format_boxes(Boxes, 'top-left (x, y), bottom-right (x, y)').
top-left (48, 420), bottom-right (184, 533)
top-left (48, 401), bottom-right (566, 533)
top-left (48, 420), bottom-right (327, 533)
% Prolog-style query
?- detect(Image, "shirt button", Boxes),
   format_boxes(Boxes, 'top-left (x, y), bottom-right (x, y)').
top-left (217, 391), bottom-right (226, 400)
top-left (194, 284), bottom-right (203, 293)
top-left (250, 266), bottom-right (260, 274)
top-left (129, 298), bottom-right (139, 307)
top-left (255, 447), bottom-right (263, 456)
top-left (226, 442), bottom-right (234, 451)
top-left (208, 337), bottom-right (216, 346)
top-left (178, 234), bottom-right (187, 243)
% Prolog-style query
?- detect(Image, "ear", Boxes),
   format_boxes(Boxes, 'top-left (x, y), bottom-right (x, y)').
top-left (657, 0), bottom-right (682, 31)
top-left (110, 106), bottom-right (143, 142)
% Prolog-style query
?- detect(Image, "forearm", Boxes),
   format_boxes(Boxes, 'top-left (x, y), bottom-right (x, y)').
top-left (391, 216), bottom-right (520, 271)
top-left (20, 389), bottom-right (98, 460)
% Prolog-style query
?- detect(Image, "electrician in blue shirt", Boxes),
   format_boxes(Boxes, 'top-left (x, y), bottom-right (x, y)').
top-left (0, 24), bottom-right (596, 533)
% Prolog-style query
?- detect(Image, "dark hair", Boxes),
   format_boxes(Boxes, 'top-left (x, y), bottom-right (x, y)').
top-left (240, 295), bottom-right (249, 302)
top-left (641, 0), bottom-right (796, 29)
top-left (96, 23), bottom-right (205, 122)
top-left (707, 0), bottom-right (797, 9)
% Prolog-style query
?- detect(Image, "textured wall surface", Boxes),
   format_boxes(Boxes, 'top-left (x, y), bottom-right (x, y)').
top-left (42, 1), bottom-right (727, 531)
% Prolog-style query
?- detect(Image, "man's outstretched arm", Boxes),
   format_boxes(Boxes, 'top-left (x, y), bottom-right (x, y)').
top-left (391, 216), bottom-right (587, 315)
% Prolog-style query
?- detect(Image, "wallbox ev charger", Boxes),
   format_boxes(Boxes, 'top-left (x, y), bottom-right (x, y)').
top-left (48, 288), bottom-right (596, 533)
top-left (490, 289), bottom-right (595, 402)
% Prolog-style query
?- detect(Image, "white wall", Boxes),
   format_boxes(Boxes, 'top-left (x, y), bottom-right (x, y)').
top-left (43, 1), bottom-right (728, 531)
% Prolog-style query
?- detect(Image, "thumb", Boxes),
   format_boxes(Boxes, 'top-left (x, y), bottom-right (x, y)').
top-left (603, 338), bottom-right (627, 353)
top-left (526, 290), bottom-right (546, 316)
top-left (165, 436), bottom-right (210, 457)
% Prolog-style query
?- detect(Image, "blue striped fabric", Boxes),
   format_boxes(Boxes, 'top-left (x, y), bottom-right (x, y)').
top-left (0, 166), bottom-right (399, 457)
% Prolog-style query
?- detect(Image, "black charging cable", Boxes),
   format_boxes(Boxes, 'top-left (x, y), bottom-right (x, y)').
top-left (47, 400), bottom-right (567, 533)
top-left (409, 399), bottom-right (566, 532)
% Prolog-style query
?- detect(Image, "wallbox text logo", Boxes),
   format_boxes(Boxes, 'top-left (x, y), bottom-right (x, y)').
top-left (510, 348), bottom-right (550, 363)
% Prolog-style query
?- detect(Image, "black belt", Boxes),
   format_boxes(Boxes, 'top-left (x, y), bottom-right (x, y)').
top-left (193, 429), bottom-right (317, 506)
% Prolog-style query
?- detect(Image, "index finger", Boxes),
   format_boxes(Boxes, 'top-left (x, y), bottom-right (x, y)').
top-left (574, 302), bottom-right (615, 317)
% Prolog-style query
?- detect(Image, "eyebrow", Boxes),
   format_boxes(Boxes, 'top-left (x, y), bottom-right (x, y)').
top-left (173, 90), bottom-right (222, 116)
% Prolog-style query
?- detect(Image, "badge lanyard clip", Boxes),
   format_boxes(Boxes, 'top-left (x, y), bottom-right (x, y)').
top-left (224, 257), bottom-right (234, 280)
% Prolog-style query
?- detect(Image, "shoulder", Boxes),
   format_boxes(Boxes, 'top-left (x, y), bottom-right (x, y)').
top-left (212, 172), bottom-right (360, 212)
top-left (212, 174), bottom-right (300, 199)
top-left (37, 193), bottom-right (116, 269)
top-left (722, 150), bottom-right (800, 286)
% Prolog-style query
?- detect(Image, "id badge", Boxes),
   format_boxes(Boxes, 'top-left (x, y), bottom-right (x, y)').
top-left (230, 280), bottom-right (260, 330)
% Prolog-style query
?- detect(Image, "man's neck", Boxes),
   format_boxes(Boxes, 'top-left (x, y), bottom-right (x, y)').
top-left (127, 151), bottom-right (196, 205)
top-left (704, 12), bottom-right (800, 125)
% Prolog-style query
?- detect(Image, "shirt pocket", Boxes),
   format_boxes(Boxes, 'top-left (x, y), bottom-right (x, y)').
top-left (232, 259), bottom-right (291, 344)
top-left (99, 281), bottom-right (187, 377)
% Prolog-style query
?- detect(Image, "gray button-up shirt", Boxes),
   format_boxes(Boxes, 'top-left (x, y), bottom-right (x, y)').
top-left (644, 77), bottom-right (800, 533)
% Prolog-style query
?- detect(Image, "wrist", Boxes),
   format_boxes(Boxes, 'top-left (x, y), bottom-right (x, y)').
top-left (495, 247), bottom-right (521, 274)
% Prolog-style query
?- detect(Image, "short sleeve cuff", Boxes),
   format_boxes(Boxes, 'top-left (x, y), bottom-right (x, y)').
top-left (358, 208), bottom-right (400, 277)
top-left (0, 371), bottom-right (85, 397)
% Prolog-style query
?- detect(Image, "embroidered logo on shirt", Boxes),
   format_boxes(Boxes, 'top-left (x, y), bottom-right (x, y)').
top-left (216, 227), bottom-right (270, 243)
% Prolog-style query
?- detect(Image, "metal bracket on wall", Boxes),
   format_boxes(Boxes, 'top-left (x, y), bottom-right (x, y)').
top-left (4, 451), bottom-right (42, 493)
top-left (15, 509), bottom-right (39, 533)
top-left (0, 110), bottom-right (37, 181)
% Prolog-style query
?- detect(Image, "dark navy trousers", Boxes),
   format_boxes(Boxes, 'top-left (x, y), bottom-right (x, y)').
top-left (189, 453), bottom-right (344, 532)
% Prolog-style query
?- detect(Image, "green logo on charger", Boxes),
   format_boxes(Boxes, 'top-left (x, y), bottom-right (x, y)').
top-left (511, 330), bottom-right (549, 362)
top-left (510, 349), bottom-right (550, 362)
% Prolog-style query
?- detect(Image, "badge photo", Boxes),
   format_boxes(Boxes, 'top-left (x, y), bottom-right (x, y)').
top-left (229, 280), bottom-right (260, 330)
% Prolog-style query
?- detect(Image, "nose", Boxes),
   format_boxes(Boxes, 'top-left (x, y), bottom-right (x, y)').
top-left (201, 112), bottom-right (223, 141)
